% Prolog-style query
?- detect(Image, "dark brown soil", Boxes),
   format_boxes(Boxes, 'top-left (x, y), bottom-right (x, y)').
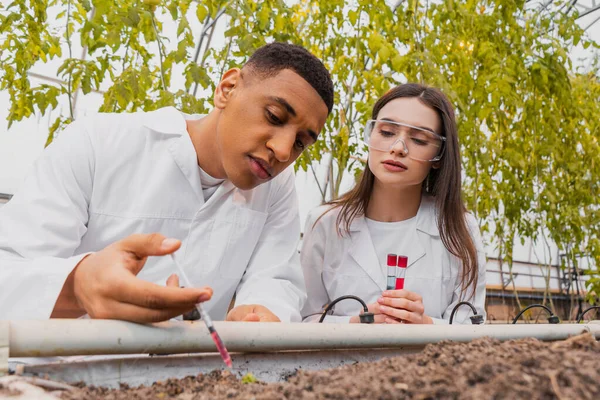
top-left (54, 333), bottom-right (600, 399)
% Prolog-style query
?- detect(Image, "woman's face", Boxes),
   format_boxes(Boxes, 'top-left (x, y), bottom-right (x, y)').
top-left (367, 97), bottom-right (442, 190)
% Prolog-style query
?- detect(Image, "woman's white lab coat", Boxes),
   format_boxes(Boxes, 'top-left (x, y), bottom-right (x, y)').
top-left (0, 107), bottom-right (306, 321)
top-left (300, 196), bottom-right (486, 324)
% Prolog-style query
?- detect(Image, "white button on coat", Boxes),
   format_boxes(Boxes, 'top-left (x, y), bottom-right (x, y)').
top-left (0, 107), bottom-right (306, 321)
top-left (300, 197), bottom-right (486, 324)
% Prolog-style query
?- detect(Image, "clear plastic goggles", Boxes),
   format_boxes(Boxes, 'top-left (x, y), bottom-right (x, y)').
top-left (363, 119), bottom-right (446, 162)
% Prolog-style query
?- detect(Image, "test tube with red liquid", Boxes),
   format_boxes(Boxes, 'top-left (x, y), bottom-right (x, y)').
top-left (386, 254), bottom-right (398, 290)
top-left (395, 255), bottom-right (407, 290)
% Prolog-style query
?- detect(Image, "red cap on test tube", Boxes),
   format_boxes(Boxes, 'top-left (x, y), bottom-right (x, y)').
top-left (387, 254), bottom-right (398, 266)
top-left (398, 256), bottom-right (408, 268)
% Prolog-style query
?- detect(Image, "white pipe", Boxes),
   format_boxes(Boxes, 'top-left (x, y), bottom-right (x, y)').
top-left (8, 320), bottom-right (600, 357)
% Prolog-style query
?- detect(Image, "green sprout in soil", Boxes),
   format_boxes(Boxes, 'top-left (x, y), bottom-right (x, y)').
top-left (241, 373), bottom-right (258, 384)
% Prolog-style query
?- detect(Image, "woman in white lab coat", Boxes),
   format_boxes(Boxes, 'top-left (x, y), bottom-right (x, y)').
top-left (301, 83), bottom-right (486, 324)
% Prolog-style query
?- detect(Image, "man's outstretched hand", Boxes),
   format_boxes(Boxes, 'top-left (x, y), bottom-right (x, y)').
top-left (51, 233), bottom-right (213, 323)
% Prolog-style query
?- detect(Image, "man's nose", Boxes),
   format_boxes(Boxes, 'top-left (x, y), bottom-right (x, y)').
top-left (266, 131), bottom-right (295, 163)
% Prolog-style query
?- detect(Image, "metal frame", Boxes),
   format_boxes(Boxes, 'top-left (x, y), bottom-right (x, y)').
top-left (529, 0), bottom-right (600, 29)
top-left (16, 348), bottom-right (414, 387)
top-left (486, 256), bottom-right (590, 293)
top-left (574, 0), bottom-right (600, 20)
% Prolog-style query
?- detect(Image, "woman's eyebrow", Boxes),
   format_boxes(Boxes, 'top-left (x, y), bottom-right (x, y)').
top-left (379, 117), bottom-right (436, 133)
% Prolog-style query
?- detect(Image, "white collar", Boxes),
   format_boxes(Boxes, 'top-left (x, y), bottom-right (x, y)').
top-left (142, 106), bottom-right (194, 135)
top-left (349, 195), bottom-right (439, 237)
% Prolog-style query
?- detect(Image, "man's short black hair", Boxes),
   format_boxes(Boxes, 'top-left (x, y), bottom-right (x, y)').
top-left (244, 42), bottom-right (334, 114)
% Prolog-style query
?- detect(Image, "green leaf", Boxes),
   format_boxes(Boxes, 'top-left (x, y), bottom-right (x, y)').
top-left (274, 13), bottom-right (285, 32)
top-left (378, 46), bottom-right (391, 62)
top-left (127, 7), bottom-right (141, 26)
top-left (81, 0), bottom-right (91, 12)
top-left (196, 4), bottom-right (208, 22)
top-left (258, 5), bottom-right (270, 30)
top-left (348, 9), bottom-right (358, 25)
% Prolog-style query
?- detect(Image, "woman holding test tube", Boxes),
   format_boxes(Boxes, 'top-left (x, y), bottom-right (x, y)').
top-left (300, 83), bottom-right (486, 324)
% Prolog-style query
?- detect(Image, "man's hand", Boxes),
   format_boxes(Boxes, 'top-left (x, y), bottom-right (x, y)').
top-left (226, 304), bottom-right (280, 322)
top-left (51, 233), bottom-right (213, 323)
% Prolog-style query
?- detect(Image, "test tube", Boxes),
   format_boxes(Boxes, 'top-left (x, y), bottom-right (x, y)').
top-left (395, 255), bottom-right (407, 290)
top-left (386, 254), bottom-right (398, 290)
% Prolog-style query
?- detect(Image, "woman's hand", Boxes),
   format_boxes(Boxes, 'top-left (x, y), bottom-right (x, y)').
top-left (376, 290), bottom-right (433, 324)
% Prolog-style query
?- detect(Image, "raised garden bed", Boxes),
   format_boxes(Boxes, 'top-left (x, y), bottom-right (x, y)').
top-left (5, 332), bottom-right (598, 399)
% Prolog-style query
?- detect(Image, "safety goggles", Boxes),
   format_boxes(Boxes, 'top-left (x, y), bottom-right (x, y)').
top-left (363, 119), bottom-right (446, 162)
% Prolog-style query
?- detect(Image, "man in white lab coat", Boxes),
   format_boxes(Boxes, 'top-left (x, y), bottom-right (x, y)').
top-left (0, 42), bottom-right (333, 323)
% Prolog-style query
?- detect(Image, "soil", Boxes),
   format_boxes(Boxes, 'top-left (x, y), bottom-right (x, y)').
top-left (16, 333), bottom-right (600, 399)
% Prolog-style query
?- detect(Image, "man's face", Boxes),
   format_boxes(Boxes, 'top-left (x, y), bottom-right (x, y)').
top-left (214, 68), bottom-right (329, 190)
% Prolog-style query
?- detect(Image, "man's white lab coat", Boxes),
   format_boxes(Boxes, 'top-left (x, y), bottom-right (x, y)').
top-left (0, 107), bottom-right (306, 321)
top-left (300, 196), bottom-right (486, 324)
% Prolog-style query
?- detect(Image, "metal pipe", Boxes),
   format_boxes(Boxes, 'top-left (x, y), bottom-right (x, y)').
top-left (577, 3), bottom-right (600, 19)
top-left (26, 72), bottom-right (106, 94)
top-left (7, 320), bottom-right (600, 358)
top-left (486, 291), bottom-right (577, 301)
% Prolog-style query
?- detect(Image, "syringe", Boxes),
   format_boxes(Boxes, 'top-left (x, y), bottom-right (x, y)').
top-left (169, 254), bottom-right (232, 368)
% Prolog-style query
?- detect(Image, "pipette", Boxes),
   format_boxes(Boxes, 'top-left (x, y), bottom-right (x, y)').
top-left (169, 254), bottom-right (232, 368)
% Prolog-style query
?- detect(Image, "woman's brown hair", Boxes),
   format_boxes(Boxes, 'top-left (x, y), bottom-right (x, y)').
top-left (322, 83), bottom-right (479, 299)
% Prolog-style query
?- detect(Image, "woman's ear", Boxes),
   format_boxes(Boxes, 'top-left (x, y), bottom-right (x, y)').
top-left (214, 68), bottom-right (241, 109)
top-left (432, 161), bottom-right (441, 170)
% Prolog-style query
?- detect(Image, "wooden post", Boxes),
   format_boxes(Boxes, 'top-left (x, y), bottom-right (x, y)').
top-left (0, 321), bottom-right (8, 376)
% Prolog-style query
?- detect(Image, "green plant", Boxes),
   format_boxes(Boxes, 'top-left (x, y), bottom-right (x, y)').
top-left (241, 372), bottom-right (258, 384)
